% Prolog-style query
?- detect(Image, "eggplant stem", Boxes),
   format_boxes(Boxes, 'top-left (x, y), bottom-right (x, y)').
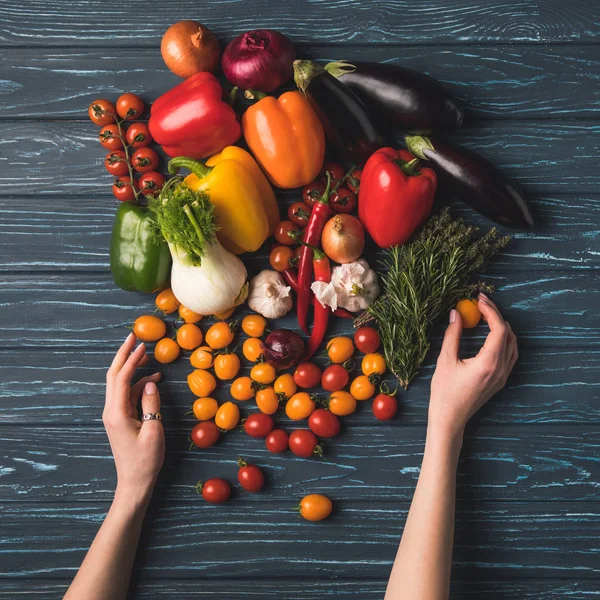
top-left (405, 134), bottom-right (435, 160)
top-left (293, 59), bottom-right (326, 95)
top-left (324, 60), bottom-right (357, 79)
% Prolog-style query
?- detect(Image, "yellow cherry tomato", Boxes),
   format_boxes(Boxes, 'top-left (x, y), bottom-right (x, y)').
top-left (350, 375), bottom-right (376, 401)
top-left (250, 362), bottom-right (276, 385)
top-left (176, 323), bottom-right (203, 351)
top-left (242, 337), bottom-right (264, 362)
top-left (299, 494), bottom-right (332, 522)
top-left (187, 369), bottom-right (217, 397)
top-left (205, 321), bottom-right (235, 349)
top-left (255, 386), bottom-right (280, 415)
top-left (215, 401), bottom-right (240, 430)
top-left (214, 352), bottom-right (241, 380)
top-left (326, 336), bottom-right (354, 364)
top-left (230, 376), bottom-right (255, 401)
top-left (241, 314), bottom-right (267, 337)
top-left (190, 346), bottom-right (214, 369)
top-left (192, 397), bottom-right (219, 421)
top-left (155, 288), bottom-right (180, 314)
top-left (214, 306), bottom-right (235, 320)
top-left (455, 298), bottom-right (481, 329)
top-left (154, 337), bottom-right (180, 364)
top-left (133, 315), bottom-right (166, 342)
top-left (274, 373), bottom-right (297, 399)
top-left (178, 305), bottom-right (203, 324)
top-left (361, 353), bottom-right (386, 377)
top-left (328, 390), bottom-right (357, 416)
top-left (285, 392), bottom-right (316, 420)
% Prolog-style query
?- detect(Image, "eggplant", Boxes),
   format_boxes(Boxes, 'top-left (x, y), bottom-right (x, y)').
top-left (293, 59), bottom-right (383, 163)
top-left (325, 60), bottom-right (463, 132)
top-left (405, 134), bottom-right (534, 229)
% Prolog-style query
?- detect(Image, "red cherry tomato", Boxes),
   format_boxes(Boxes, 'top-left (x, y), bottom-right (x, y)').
top-left (125, 122), bottom-right (153, 148)
top-left (372, 393), bottom-right (398, 421)
top-left (199, 478), bottom-right (231, 503)
top-left (308, 408), bottom-right (340, 438)
top-left (269, 245), bottom-right (294, 272)
top-left (289, 430), bottom-right (321, 458)
top-left (320, 161), bottom-right (345, 184)
top-left (302, 178), bottom-right (325, 207)
top-left (321, 364), bottom-right (350, 392)
top-left (330, 187), bottom-right (357, 214)
top-left (104, 151), bottom-right (129, 177)
top-left (88, 99), bottom-right (116, 126)
top-left (293, 362), bottom-right (322, 389)
top-left (346, 168), bottom-right (362, 193)
top-left (288, 202), bottom-right (312, 227)
top-left (137, 171), bottom-right (165, 197)
top-left (237, 458), bottom-right (265, 492)
top-left (116, 93), bottom-right (145, 121)
top-left (99, 124), bottom-right (123, 150)
top-left (112, 176), bottom-right (136, 202)
top-left (354, 327), bottom-right (381, 354)
top-left (274, 220), bottom-right (298, 245)
top-left (132, 147), bottom-right (159, 173)
top-left (265, 429), bottom-right (289, 453)
top-left (190, 421), bottom-right (220, 448)
top-left (244, 413), bottom-right (274, 438)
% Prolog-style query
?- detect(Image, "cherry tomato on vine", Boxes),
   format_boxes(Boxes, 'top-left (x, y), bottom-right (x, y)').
top-left (116, 93), bottom-right (144, 121)
top-left (289, 430), bottom-right (321, 458)
top-left (269, 245), bottom-right (294, 272)
top-left (330, 187), bottom-right (357, 214)
top-left (288, 202), bottom-right (311, 227)
top-left (88, 99), bottom-right (116, 126)
top-left (326, 336), bottom-right (354, 364)
top-left (190, 346), bottom-right (214, 369)
top-left (132, 315), bottom-right (166, 341)
top-left (265, 429), bottom-right (289, 453)
top-left (205, 322), bottom-right (234, 349)
top-left (328, 390), bottom-right (357, 416)
top-left (176, 323), bottom-right (203, 350)
top-left (230, 376), bottom-right (255, 401)
top-left (293, 362), bottom-right (322, 389)
top-left (354, 327), bottom-right (380, 354)
top-left (197, 478), bottom-right (230, 503)
top-left (242, 338), bottom-right (263, 363)
top-left (273, 220), bottom-right (299, 245)
top-left (241, 314), bottom-right (266, 338)
top-left (285, 392), bottom-right (316, 420)
top-left (256, 387), bottom-right (280, 415)
top-left (298, 494), bottom-right (332, 521)
top-left (104, 150), bottom-right (129, 177)
top-left (346, 168), bottom-right (362, 194)
top-left (137, 171), bottom-right (165, 197)
top-left (155, 288), bottom-right (180, 314)
top-left (372, 393), bottom-right (398, 421)
top-left (99, 124), bottom-right (123, 150)
top-left (191, 397), bottom-right (219, 421)
top-left (190, 421), bottom-right (220, 448)
top-left (179, 305), bottom-right (203, 324)
top-left (237, 458), bottom-right (265, 492)
top-left (308, 408), bottom-right (340, 438)
top-left (125, 122), bottom-right (153, 148)
top-left (350, 374), bottom-right (376, 401)
top-left (320, 161), bottom-right (345, 184)
top-left (244, 413), bottom-right (274, 438)
top-left (132, 147), bottom-right (159, 173)
top-left (274, 373), bottom-right (296, 399)
top-left (215, 401), bottom-right (240, 430)
top-left (362, 353), bottom-right (386, 376)
top-left (213, 352), bottom-right (240, 380)
top-left (113, 176), bottom-right (136, 202)
top-left (302, 177), bottom-right (325, 207)
top-left (154, 337), bottom-right (180, 364)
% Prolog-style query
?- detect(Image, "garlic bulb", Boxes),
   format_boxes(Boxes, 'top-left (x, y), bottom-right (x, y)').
top-left (248, 270), bottom-right (293, 319)
top-left (331, 258), bottom-right (379, 312)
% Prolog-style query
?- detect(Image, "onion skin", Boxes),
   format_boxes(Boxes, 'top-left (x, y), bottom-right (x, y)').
top-left (261, 329), bottom-right (305, 370)
top-left (161, 20), bottom-right (221, 78)
top-left (222, 30), bottom-right (295, 92)
top-left (321, 214), bottom-right (365, 264)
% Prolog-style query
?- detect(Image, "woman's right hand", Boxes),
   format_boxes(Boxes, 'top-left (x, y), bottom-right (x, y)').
top-left (429, 293), bottom-right (518, 439)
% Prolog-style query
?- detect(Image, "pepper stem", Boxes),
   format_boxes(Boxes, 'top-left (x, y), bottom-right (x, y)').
top-left (244, 89), bottom-right (268, 101)
top-left (405, 134), bottom-right (435, 160)
top-left (324, 60), bottom-right (357, 79)
top-left (293, 59), bottom-right (326, 95)
top-left (394, 158), bottom-right (421, 177)
top-left (168, 157), bottom-right (212, 179)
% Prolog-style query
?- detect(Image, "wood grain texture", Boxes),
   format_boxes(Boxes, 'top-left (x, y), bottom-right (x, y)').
top-left (1, 0), bottom-right (599, 46)
top-left (2, 45), bottom-right (599, 120)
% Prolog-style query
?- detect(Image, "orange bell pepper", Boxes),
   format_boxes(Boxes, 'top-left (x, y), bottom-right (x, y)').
top-left (242, 91), bottom-right (325, 189)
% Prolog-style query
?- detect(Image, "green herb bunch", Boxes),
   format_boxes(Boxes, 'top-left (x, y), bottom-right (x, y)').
top-left (356, 208), bottom-right (510, 388)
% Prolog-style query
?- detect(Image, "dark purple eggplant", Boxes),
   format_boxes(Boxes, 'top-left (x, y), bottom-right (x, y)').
top-left (325, 60), bottom-right (463, 132)
top-left (293, 59), bottom-right (383, 163)
top-left (405, 134), bottom-right (534, 229)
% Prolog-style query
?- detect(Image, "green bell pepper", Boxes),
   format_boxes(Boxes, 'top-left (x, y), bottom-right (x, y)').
top-left (110, 202), bottom-right (171, 293)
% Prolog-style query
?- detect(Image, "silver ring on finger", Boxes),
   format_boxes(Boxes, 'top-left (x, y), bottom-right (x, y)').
top-left (143, 412), bottom-right (162, 421)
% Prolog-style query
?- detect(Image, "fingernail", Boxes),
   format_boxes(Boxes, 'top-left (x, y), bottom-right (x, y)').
top-left (126, 332), bottom-right (134, 341)
top-left (478, 292), bottom-right (489, 302)
top-left (449, 309), bottom-right (457, 323)
top-left (145, 381), bottom-right (157, 394)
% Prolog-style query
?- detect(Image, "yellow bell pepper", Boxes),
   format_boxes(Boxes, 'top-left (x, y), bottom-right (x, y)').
top-left (168, 147), bottom-right (279, 254)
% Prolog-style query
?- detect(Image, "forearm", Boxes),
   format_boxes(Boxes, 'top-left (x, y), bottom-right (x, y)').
top-left (385, 424), bottom-right (463, 600)
top-left (63, 484), bottom-right (153, 600)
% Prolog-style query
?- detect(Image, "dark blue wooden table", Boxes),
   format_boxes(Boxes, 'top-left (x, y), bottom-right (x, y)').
top-left (1, 1), bottom-right (599, 598)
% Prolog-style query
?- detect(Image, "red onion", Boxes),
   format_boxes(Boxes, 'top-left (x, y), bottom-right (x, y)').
top-left (222, 30), bottom-right (296, 92)
top-left (261, 329), bottom-right (305, 370)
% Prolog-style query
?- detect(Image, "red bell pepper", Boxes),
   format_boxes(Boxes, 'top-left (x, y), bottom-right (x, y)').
top-left (149, 72), bottom-right (240, 159)
top-left (358, 147), bottom-right (437, 248)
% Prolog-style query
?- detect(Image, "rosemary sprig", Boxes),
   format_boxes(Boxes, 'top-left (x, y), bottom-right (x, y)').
top-left (355, 208), bottom-right (510, 389)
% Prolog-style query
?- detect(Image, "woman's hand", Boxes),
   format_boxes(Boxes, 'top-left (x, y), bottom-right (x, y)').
top-left (429, 293), bottom-right (518, 440)
top-left (103, 333), bottom-right (165, 503)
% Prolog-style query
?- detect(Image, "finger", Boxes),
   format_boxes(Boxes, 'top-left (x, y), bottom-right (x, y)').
top-left (504, 322), bottom-right (516, 365)
top-left (141, 382), bottom-right (162, 432)
top-left (477, 294), bottom-right (509, 360)
top-left (440, 309), bottom-right (463, 361)
top-left (108, 333), bottom-right (136, 378)
top-left (131, 373), bottom-right (162, 410)
top-left (114, 343), bottom-right (147, 395)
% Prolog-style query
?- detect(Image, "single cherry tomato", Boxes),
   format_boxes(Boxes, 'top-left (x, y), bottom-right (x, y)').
top-left (237, 458), bottom-right (265, 493)
top-left (105, 150), bottom-right (129, 176)
top-left (350, 375), bottom-right (376, 401)
top-left (293, 362), bottom-right (322, 389)
top-left (326, 336), bottom-right (354, 364)
top-left (256, 386), bottom-right (280, 415)
top-left (215, 401), bottom-right (240, 430)
top-left (274, 220), bottom-right (299, 246)
top-left (455, 298), bottom-right (481, 329)
top-left (330, 187), bottom-right (357, 214)
top-left (190, 346), bottom-right (214, 369)
top-left (372, 393), bottom-right (398, 421)
top-left (241, 314), bottom-right (267, 338)
top-left (132, 147), bottom-right (159, 173)
top-left (99, 124), bottom-right (123, 150)
top-left (321, 161), bottom-right (345, 184)
top-left (213, 352), bottom-right (241, 380)
top-left (266, 429), bottom-right (289, 453)
top-left (269, 245), bottom-right (294, 272)
top-left (274, 373), bottom-right (297, 399)
top-left (302, 177), bottom-right (325, 207)
top-left (250, 362), bottom-right (276, 385)
top-left (116, 93), bottom-right (145, 121)
top-left (214, 307), bottom-right (235, 320)
top-left (132, 315), bottom-right (166, 341)
top-left (205, 322), bottom-right (234, 349)
top-left (179, 305), bottom-right (203, 324)
top-left (155, 288), bottom-right (180, 314)
top-left (137, 171), bottom-right (165, 197)
top-left (190, 421), bottom-right (220, 448)
top-left (125, 122), bottom-right (153, 148)
top-left (230, 376), bottom-right (255, 401)
top-left (113, 176), bottom-right (136, 202)
top-left (192, 397), bottom-right (219, 421)
top-left (285, 392), bottom-right (316, 420)
top-left (154, 337), bottom-right (180, 364)
top-left (289, 430), bottom-right (321, 458)
top-left (321, 364), bottom-right (349, 392)
top-left (176, 323), bottom-right (203, 351)
top-left (187, 369), bottom-right (217, 397)
top-left (354, 327), bottom-right (380, 354)
top-left (308, 408), bottom-right (340, 438)
top-left (298, 494), bottom-right (332, 521)
top-left (197, 478), bottom-right (230, 503)
top-left (328, 390), bottom-right (357, 416)
top-left (346, 168), bottom-right (362, 194)
top-left (362, 353), bottom-right (386, 376)
top-left (88, 99), bottom-right (116, 126)
top-left (242, 338), bottom-right (263, 362)
top-left (288, 202), bottom-right (312, 227)
top-left (244, 413), bottom-right (274, 438)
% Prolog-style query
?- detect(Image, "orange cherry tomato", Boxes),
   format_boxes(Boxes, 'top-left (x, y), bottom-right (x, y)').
top-left (214, 306), bottom-right (236, 320)
top-left (298, 494), bottom-right (332, 522)
top-left (205, 322), bottom-right (235, 349)
top-left (230, 376), bottom-right (255, 401)
top-left (192, 397), bottom-right (219, 421)
top-left (88, 99), bottom-right (116, 126)
top-left (269, 245), bottom-right (294, 272)
top-left (188, 369), bottom-right (217, 397)
top-left (285, 392), bottom-right (316, 420)
top-left (116, 93), bottom-right (144, 120)
top-left (455, 298), bottom-right (481, 329)
top-left (241, 314), bottom-right (267, 337)
top-left (256, 387), bottom-right (280, 415)
top-left (154, 337), bottom-right (180, 364)
top-left (176, 324), bottom-right (203, 351)
top-left (132, 315), bottom-right (166, 342)
top-left (190, 346), bottom-right (214, 369)
top-left (242, 338), bottom-right (264, 362)
top-left (328, 390), bottom-right (357, 416)
top-left (214, 352), bottom-right (241, 380)
top-left (215, 401), bottom-right (240, 430)
top-left (178, 305), bottom-right (203, 324)
top-left (250, 362), bottom-right (276, 385)
top-left (155, 288), bottom-right (180, 314)
top-left (350, 375), bottom-right (376, 401)
top-left (326, 336), bottom-right (354, 364)
top-left (361, 353), bottom-right (386, 377)
top-left (273, 373), bottom-right (297, 399)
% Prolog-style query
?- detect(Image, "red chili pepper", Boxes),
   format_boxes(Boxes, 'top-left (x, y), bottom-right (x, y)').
top-left (305, 249), bottom-right (331, 360)
top-left (283, 269), bottom-right (298, 292)
top-left (332, 307), bottom-right (353, 319)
